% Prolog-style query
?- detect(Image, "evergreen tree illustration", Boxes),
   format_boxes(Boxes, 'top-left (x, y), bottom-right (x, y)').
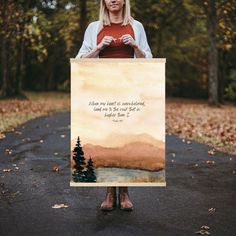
top-left (72, 136), bottom-right (86, 182)
top-left (85, 156), bottom-right (97, 182)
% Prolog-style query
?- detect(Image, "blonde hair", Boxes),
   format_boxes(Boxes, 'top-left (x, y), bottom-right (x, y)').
top-left (99, 0), bottom-right (133, 26)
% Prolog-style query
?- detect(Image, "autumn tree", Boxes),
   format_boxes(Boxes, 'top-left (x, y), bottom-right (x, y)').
top-left (206, 0), bottom-right (218, 106)
top-left (85, 157), bottom-right (96, 182)
top-left (0, 0), bottom-right (235, 101)
top-left (72, 136), bottom-right (86, 182)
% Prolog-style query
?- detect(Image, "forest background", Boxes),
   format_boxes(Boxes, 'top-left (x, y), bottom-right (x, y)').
top-left (0, 0), bottom-right (235, 154)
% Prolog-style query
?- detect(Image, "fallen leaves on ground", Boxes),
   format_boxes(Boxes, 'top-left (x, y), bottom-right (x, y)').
top-left (195, 226), bottom-right (211, 235)
top-left (5, 149), bottom-right (13, 155)
top-left (206, 160), bottom-right (215, 164)
top-left (208, 149), bottom-right (216, 155)
top-left (208, 208), bottom-right (216, 214)
top-left (166, 99), bottom-right (236, 155)
top-left (52, 203), bottom-right (69, 209)
top-left (52, 165), bottom-right (60, 172)
top-left (195, 230), bottom-right (210, 235)
top-left (0, 133), bottom-right (6, 139)
top-left (15, 131), bottom-right (22, 135)
top-left (3, 169), bottom-right (12, 172)
top-left (0, 92), bottom-right (69, 136)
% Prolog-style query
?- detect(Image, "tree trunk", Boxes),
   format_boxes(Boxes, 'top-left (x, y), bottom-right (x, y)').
top-left (0, 36), bottom-right (8, 98)
top-left (0, 2), bottom-right (8, 98)
top-left (79, 0), bottom-right (87, 43)
top-left (16, 39), bottom-right (25, 96)
top-left (207, 0), bottom-right (219, 106)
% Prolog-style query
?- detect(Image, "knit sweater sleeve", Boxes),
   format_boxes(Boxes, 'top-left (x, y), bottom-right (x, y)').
top-left (136, 21), bottom-right (153, 58)
top-left (75, 22), bottom-right (96, 58)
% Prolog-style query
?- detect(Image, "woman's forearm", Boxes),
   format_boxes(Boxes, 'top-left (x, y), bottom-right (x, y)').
top-left (81, 46), bottom-right (101, 58)
top-left (134, 46), bottom-right (145, 58)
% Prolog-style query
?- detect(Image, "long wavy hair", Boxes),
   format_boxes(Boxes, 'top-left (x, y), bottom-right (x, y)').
top-left (99, 0), bottom-right (133, 26)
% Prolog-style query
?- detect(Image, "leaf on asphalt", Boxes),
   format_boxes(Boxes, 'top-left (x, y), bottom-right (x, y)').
top-left (39, 139), bottom-right (44, 143)
top-left (60, 134), bottom-right (66, 138)
top-left (195, 164), bottom-right (199, 167)
top-left (15, 131), bottom-right (22, 135)
top-left (206, 160), bottom-right (215, 164)
top-left (3, 169), bottom-right (12, 172)
top-left (54, 152), bottom-right (58, 156)
top-left (187, 140), bottom-right (191, 144)
top-left (12, 191), bottom-right (21, 197)
top-left (171, 159), bottom-right (175, 163)
top-left (12, 164), bottom-right (18, 170)
top-left (0, 133), bottom-right (6, 139)
top-left (52, 203), bottom-right (68, 209)
top-left (201, 226), bottom-right (210, 230)
top-left (208, 149), bottom-right (216, 155)
top-left (232, 171), bottom-right (235, 174)
top-left (208, 208), bottom-right (216, 214)
top-left (52, 165), bottom-right (60, 172)
top-left (5, 149), bottom-right (13, 155)
top-left (195, 230), bottom-right (210, 235)
top-left (172, 153), bottom-right (176, 158)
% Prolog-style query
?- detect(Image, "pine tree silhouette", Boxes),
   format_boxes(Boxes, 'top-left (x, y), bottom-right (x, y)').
top-left (72, 136), bottom-right (86, 182)
top-left (85, 156), bottom-right (96, 182)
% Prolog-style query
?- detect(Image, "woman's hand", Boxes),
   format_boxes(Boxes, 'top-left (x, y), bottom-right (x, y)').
top-left (120, 34), bottom-right (138, 48)
top-left (97, 36), bottom-right (115, 51)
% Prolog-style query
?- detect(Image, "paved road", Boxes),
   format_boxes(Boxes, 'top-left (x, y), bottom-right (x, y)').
top-left (0, 112), bottom-right (235, 236)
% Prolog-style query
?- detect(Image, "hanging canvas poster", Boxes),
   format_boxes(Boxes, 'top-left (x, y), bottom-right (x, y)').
top-left (70, 59), bottom-right (166, 186)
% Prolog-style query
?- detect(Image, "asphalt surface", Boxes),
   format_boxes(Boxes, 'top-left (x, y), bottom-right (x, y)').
top-left (0, 112), bottom-right (235, 236)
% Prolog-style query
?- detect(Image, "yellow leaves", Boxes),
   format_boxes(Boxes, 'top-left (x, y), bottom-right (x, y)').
top-left (223, 44), bottom-right (232, 50)
top-left (52, 204), bottom-right (69, 209)
top-left (207, 149), bottom-right (215, 155)
top-left (219, 21), bottom-right (225, 30)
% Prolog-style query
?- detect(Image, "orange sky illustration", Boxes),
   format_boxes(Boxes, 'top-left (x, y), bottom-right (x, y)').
top-left (71, 59), bottom-right (165, 146)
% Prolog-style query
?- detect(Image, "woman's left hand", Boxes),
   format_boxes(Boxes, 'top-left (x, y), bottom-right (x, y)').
top-left (120, 34), bottom-right (138, 48)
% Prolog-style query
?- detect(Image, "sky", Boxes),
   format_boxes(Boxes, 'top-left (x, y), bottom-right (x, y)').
top-left (71, 59), bottom-right (166, 146)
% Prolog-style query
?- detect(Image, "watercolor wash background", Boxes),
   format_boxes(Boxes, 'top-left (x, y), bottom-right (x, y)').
top-left (70, 59), bottom-right (166, 186)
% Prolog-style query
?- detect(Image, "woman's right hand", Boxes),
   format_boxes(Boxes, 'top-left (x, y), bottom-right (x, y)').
top-left (97, 36), bottom-right (115, 51)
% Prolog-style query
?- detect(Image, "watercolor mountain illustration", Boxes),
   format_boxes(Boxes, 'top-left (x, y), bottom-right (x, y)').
top-left (71, 133), bottom-right (165, 172)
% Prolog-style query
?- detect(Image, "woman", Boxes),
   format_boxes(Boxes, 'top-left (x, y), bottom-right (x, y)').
top-left (76, 0), bottom-right (152, 211)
